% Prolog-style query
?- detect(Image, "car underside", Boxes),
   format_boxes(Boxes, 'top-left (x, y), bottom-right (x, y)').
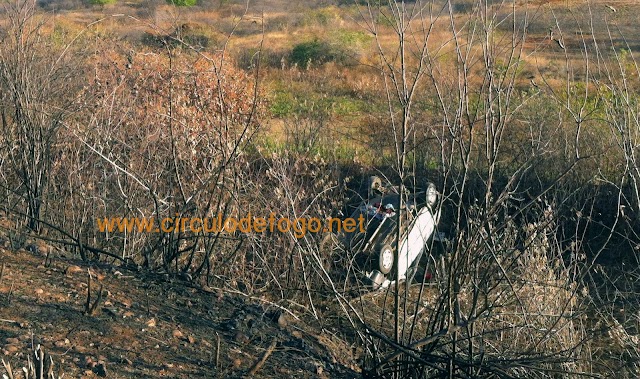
top-left (322, 176), bottom-right (441, 289)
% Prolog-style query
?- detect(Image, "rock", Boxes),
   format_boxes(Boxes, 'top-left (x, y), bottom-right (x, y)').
top-left (222, 319), bottom-right (237, 331)
top-left (84, 356), bottom-right (95, 368)
top-left (234, 331), bottom-right (249, 344)
top-left (95, 363), bottom-right (107, 377)
top-left (172, 329), bottom-right (183, 339)
top-left (103, 308), bottom-right (118, 317)
top-left (34, 288), bottom-right (44, 295)
top-left (146, 318), bottom-right (156, 328)
top-left (232, 358), bottom-right (242, 368)
top-left (187, 335), bottom-right (195, 344)
top-left (27, 242), bottom-right (51, 256)
top-left (277, 313), bottom-right (288, 328)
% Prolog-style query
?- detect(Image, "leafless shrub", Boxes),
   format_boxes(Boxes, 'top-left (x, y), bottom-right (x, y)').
top-left (0, 0), bottom-right (84, 233)
top-left (346, 0), bottom-right (606, 377)
top-left (236, 151), bottom-right (349, 301)
top-left (2, 343), bottom-right (65, 379)
top-left (0, 1), bottom-right (639, 378)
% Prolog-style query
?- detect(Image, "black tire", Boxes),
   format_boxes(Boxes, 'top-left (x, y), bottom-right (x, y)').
top-left (378, 244), bottom-right (394, 275)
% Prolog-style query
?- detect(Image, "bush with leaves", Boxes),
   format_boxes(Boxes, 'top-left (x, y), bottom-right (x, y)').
top-left (166, 0), bottom-right (196, 6)
top-left (289, 39), bottom-right (347, 69)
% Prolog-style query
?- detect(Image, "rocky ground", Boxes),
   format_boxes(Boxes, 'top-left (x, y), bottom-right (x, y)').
top-left (0, 231), bottom-right (360, 378)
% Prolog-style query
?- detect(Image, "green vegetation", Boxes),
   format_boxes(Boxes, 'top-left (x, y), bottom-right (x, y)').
top-left (1, 1), bottom-right (640, 378)
top-left (289, 39), bottom-right (344, 68)
top-left (332, 30), bottom-right (372, 47)
top-left (302, 7), bottom-right (340, 26)
top-left (89, 0), bottom-right (116, 6)
top-left (167, 0), bottom-right (196, 6)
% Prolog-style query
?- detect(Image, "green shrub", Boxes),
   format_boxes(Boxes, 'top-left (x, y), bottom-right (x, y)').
top-left (289, 39), bottom-right (344, 68)
top-left (331, 30), bottom-right (372, 62)
top-left (302, 7), bottom-right (339, 26)
top-left (89, 0), bottom-right (116, 5)
top-left (167, 0), bottom-right (196, 6)
top-left (333, 30), bottom-right (372, 47)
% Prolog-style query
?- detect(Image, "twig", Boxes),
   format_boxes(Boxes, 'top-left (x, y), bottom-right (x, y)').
top-left (84, 269), bottom-right (104, 316)
top-left (1, 358), bottom-right (14, 379)
top-left (146, 292), bottom-right (151, 317)
top-left (146, 335), bottom-right (169, 347)
top-left (215, 332), bottom-right (220, 370)
top-left (43, 248), bottom-right (52, 268)
top-left (246, 339), bottom-right (277, 377)
top-left (212, 286), bottom-right (300, 321)
top-left (36, 345), bottom-right (44, 379)
top-left (7, 280), bottom-right (14, 304)
top-left (84, 269), bottom-right (92, 314)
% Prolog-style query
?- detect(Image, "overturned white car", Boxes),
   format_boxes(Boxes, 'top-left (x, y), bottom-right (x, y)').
top-left (322, 176), bottom-right (441, 289)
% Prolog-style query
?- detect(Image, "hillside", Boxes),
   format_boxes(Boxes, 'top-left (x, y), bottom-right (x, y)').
top-left (0, 225), bottom-right (359, 378)
top-left (1, 0), bottom-right (640, 377)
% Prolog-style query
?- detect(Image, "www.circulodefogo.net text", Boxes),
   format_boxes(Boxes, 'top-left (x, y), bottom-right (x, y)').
top-left (96, 213), bottom-right (366, 239)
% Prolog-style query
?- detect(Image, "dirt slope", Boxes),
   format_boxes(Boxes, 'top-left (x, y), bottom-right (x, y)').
top-left (0, 238), bottom-right (359, 378)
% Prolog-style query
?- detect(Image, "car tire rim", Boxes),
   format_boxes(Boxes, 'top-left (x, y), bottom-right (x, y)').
top-left (381, 249), bottom-right (393, 271)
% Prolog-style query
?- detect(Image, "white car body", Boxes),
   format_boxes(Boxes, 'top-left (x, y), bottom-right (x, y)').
top-left (395, 205), bottom-right (440, 281)
top-left (339, 179), bottom-right (441, 288)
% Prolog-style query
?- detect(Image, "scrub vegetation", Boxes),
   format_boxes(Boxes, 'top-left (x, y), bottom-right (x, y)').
top-left (0, 0), bottom-right (639, 377)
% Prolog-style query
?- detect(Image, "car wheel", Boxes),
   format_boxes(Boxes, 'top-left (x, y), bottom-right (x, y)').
top-left (368, 175), bottom-right (382, 196)
top-left (378, 244), bottom-right (394, 274)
